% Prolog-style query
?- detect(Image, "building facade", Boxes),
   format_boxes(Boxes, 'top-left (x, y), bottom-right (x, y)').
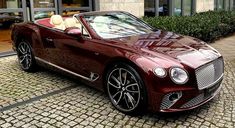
top-left (0, 0), bottom-right (235, 52)
top-left (1, 0), bottom-right (234, 24)
top-left (145, 0), bottom-right (234, 17)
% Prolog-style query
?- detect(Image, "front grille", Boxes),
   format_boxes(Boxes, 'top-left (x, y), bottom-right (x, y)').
top-left (181, 93), bottom-right (204, 109)
top-left (181, 81), bottom-right (222, 108)
top-left (181, 80), bottom-right (222, 109)
top-left (196, 58), bottom-right (223, 90)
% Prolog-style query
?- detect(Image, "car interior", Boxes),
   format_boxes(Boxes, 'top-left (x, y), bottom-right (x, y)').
top-left (35, 15), bottom-right (82, 31)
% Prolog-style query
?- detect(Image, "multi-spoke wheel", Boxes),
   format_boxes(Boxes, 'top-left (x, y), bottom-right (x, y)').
top-left (106, 63), bottom-right (147, 115)
top-left (17, 41), bottom-right (37, 72)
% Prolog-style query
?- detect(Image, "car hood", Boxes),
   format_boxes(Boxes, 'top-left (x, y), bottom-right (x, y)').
top-left (110, 30), bottom-right (221, 69)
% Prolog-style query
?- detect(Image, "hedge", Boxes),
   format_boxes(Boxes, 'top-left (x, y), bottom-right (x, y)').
top-left (143, 11), bottom-right (235, 42)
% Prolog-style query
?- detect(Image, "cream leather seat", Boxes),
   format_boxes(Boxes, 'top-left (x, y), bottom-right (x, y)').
top-left (50, 15), bottom-right (65, 30)
top-left (64, 18), bottom-right (81, 29)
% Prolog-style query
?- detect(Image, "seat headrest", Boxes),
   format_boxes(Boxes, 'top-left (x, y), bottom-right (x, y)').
top-left (64, 18), bottom-right (77, 28)
top-left (50, 15), bottom-right (63, 25)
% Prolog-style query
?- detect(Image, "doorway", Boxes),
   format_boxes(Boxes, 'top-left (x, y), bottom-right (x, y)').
top-left (0, 0), bottom-right (57, 52)
top-left (0, 0), bottom-right (25, 52)
top-left (0, 0), bottom-right (92, 53)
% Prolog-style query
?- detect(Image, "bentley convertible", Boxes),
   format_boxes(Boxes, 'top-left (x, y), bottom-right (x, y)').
top-left (11, 11), bottom-right (224, 115)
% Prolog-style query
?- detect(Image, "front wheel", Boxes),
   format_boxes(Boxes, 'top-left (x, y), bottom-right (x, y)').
top-left (106, 63), bottom-right (147, 115)
top-left (16, 40), bottom-right (37, 72)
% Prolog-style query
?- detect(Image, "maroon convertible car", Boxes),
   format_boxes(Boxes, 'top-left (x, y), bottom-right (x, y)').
top-left (11, 11), bottom-right (224, 115)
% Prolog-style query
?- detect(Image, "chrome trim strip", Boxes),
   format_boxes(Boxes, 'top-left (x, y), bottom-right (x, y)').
top-left (209, 79), bottom-right (223, 98)
top-left (75, 17), bottom-right (92, 39)
top-left (35, 57), bottom-right (98, 82)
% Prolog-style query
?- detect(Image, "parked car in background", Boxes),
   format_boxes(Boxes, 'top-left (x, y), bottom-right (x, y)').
top-left (0, 13), bottom-right (22, 28)
top-left (34, 11), bottom-right (54, 20)
top-left (11, 11), bottom-right (224, 115)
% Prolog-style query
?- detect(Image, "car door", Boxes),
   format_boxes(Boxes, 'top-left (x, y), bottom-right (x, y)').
top-left (39, 27), bottom-right (65, 64)
top-left (52, 26), bottom-right (111, 83)
top-left (39, 26), bottom-right (110, 84)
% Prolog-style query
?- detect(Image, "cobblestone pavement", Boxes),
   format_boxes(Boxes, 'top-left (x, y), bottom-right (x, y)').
top-left (0, 57), bottom-right (75, 108)
top-left (0, 38), bottom-right (235, 127)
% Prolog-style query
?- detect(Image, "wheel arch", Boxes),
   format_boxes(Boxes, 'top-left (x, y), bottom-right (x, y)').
top-left (102, 57), bottom-right (149, 114)
top-left (102, 57), bottom-right (148, 92)
top-left (13, 24), bottom-right (40, 49)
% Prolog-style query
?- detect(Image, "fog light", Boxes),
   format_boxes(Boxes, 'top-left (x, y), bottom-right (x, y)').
top-left (169, 93), bottom-right (180, 102)
top-left (153, 67), bottom-right (167, 78)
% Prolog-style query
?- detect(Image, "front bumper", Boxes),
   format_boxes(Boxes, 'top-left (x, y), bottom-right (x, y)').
top-left (158, 77), bottom-right (223, 112)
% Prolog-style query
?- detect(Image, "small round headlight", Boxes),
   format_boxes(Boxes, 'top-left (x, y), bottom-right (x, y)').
top-left (170, 67), bottom-right (188, 84)
top-left (153, 68), bottom-right (167, 78)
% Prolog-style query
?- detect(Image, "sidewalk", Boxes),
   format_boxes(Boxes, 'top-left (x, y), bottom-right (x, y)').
top-left (210, 33), bottom-right (235, 61)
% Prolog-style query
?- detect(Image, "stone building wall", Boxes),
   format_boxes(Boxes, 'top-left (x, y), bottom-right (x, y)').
top-left (95, 0), bottom-right (144, 17)
top-left (196, 0), bottom-right (215, 12)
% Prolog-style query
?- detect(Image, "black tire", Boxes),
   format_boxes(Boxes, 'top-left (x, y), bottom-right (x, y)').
top-left (105, 63), bottom-right (147, 115)
top-left (16, 40), bottom-right (37, 72)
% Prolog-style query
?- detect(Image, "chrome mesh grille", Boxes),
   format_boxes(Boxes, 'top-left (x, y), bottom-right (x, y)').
top-left (181, 93), bottom-right (204, 108)
top-left (196, 58), bottom-right (223, 90)
top-left (181, 80), bottom-right (222, 109)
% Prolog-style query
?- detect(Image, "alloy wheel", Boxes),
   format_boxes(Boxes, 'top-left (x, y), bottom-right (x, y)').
top-left (17, 41), bottom-right (32, 70)
top-left (107, 68), bottom-right (141, 112)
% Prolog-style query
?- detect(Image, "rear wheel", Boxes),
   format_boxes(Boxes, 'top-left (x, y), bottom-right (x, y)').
top-left (16, 40), bottom-right (37, 72)
top-left (106, 63), bottom-right (147, 115)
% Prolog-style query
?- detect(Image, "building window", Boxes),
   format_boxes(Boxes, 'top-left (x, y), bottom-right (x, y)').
top-left (225, 0), bottom-right (231, 10)
top-left (34, 11), bottom-right (55, 20)
top-left (59, 0), bottom-right (92, 16)
top-left (174, 0), bottom-right (182, 16)
top-left (144, 0), bottom-right (193, 16)
top-left (234, 0), bottom-right (235, 9)
top-left (33, 0), bottom-right (55, 8)
top-left (144, 0), bottom-right (155, 16)
top-left (0, 0), bottom-right (22, 8)
top-left (159, 0), bottom-right (169, 16)
top-left (184, 0), bottom-right (192, 15)
top-left (217, 0), bottom-right (224, 10)
top-left (62, 0), bottom-right (89, 8)
top-left (0, 11), bottom-right (23, 52)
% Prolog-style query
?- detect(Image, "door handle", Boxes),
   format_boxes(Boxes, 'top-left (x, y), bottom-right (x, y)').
top-left (46, 38), bottom-right (53, 42)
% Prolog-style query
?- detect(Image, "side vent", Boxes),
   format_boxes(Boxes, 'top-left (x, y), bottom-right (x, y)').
top-left (90, 72), bottom-right (99, 81)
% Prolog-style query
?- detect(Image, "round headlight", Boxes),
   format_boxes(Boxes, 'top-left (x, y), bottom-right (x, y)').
top-left (170, 67), bottom-right (188, 84)
top-left (153, 68), bottom-right (167, 78)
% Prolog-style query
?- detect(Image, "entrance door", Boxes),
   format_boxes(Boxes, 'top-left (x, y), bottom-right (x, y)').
top-left (0, 0), bottom-right (26, 52)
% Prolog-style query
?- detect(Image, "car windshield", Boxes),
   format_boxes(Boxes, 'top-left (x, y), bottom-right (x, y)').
top-left (82, 12), bottom-right (154, 39)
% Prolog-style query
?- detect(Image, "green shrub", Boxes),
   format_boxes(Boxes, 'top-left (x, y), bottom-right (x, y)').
top-left (143, 10), bottom-right (235, 42)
